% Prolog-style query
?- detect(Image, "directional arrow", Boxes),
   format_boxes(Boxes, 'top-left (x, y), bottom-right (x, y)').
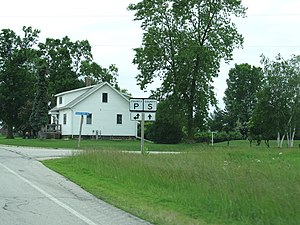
top-left (145, 113), bottom-right (156, 121)
top-left (133, 114), bottom-right (140, 120)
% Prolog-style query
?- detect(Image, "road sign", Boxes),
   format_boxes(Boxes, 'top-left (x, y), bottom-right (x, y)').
top-left (143, 99), bottom-right (157, 112)
top-left (131, 112), bottom-right (156, 121)
top-left (75, 112), bottom-right (91, 148)
top-left (75, 111), bottom-right (90, 116)
top-left (130, 98), bottom-right (157, 112)
top-left (129, 99), bottom-right (144, 111)
top-left (145, 112), bottom-right (156, 121)
top-left (130, 112), bottom-right (141, 121)
top-left (129, 98), bottom-right (157, 154)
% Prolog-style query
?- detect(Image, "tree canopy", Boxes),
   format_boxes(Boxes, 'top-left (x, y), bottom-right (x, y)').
top-left (38, 36), bottom-right (92, 96)
top-left (223, 63), bottom-right (263, 133)
top-left (250, 54), bottom-right (300, 147)
top-left (0, 27), bottom-right (40, 138)
top-left (128, 0), bottom-right (246, 140)
top-left (0, 27), bottom-right (121, 138)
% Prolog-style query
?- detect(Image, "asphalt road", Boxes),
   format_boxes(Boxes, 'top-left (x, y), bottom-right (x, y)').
top-left (0, 145), bottom-right (152, 225)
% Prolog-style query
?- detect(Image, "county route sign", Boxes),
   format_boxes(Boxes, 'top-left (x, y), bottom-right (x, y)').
top-left (129, 98), bottom-right (157, 153)
top-left (129, 98), bottom-right (157, 112)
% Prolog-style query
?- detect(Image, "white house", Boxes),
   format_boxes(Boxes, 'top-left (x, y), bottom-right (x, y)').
top-left (49, 82), bottom-right (137, 138)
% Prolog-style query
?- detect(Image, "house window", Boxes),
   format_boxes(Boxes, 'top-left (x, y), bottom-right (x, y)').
top-left (102, 93), bottom-right (108, 103)
top-left (86, 114), bottom-right (92, 125)
top-left (63, 113), bottom-right (67, 125)
top-left (59, 97), bottom-right (63, 104)
top-left (117, 114), bottom-right (122, 124)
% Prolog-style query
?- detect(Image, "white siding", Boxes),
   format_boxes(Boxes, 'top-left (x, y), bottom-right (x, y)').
top-left (59, 109), bottom-right (74, 136)
top-left (56, 87), bottom-right (92, 107)
top-left (59, 84), bottom-right (137, 137)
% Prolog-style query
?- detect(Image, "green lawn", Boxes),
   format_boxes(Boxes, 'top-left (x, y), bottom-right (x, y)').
top-left (1, 135), bottom-right (299, 151)
top-left (1, 136), bottom-right (300, 225)
top-left (0, 136), bottom-right (214, 152)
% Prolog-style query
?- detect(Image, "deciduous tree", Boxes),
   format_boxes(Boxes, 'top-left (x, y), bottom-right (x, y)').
top-left (128, 0), bottom-right (246, 140)
top-left (80, 61), bottom-right (120, 89)
top-left (0, 27), bottom-right (39, 138)
top-left (38, 36), bottom-right (93, 97)
top-left (223, 63), bottom-right (263, 134)
top-left (251, 54), bottom-right (300, 147)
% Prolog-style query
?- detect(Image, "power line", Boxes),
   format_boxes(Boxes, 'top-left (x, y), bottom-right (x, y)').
top-left (91, 44), bottom-right (300, 48)
top-left (0, 15), bottom-right (132, 18)
top-left (247, 13), bottom-right (300, 17)
top-left (0, 13), bottom-right (300, 18)
top-left (244, 45), bottom-right (300, 48)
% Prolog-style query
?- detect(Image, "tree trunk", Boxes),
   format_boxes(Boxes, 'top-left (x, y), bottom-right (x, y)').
top-left (187, 105), bottom-right (194, 142)
top-left (280, 134), bottom-right (285, 148)
top-left (6, 124), bottom-right (14, 139)
top-left (287, 130), bottom-right (291, 148)
top-left (287, 127), bottom-right (295, 148)
top-left (265, 139), bottom-right (270, 148)
top-left (38, 125), bottom-right (46, 140)
top-left (291, 127), bottom-right (296, 148)
top-left (187, 79), bottom-right (196, 142)
top-left (277, 132), bottom-right (280, 148)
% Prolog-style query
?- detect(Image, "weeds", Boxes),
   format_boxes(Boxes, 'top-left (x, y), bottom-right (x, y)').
top-left (44, 147), bottom-right (300, 225)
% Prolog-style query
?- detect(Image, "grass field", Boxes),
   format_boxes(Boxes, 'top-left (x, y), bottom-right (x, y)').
top-left (1, 137), bottom-right (300, 225)
top-left (0, 136), bottom-right (201, 152)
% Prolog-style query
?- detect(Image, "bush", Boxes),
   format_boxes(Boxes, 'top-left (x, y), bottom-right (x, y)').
top-left (146, 121), bottom-right (183, 144)
top-left (194, 131), bottom-right (243, 144)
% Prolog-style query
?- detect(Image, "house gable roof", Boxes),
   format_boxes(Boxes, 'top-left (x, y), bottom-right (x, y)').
top-left (54, 85), bottom-right (94, 97)
top-left (50, 82), bottom-right (129, 112)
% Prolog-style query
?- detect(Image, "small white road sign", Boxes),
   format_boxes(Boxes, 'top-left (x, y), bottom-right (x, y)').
top-left (145, 112), bottom-right (156, 121)
top-left (130, 112), bottom-right (156, 121)
top-left (143, 99), bottom-right (157, 112)
top-left (130, 112), bottom-right (142, 121)
top-left (129, 99), bottom-right (144, 111)
top-left (130, 98), bottom-right (157, 112)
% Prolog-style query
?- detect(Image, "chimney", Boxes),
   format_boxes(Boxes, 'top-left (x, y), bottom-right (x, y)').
top-left (85, 77), bottom-right (92, 86)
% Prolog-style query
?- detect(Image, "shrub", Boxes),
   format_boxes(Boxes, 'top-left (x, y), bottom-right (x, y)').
top-left (146, 121), bottom-right (183, 144)
top-left (194, 131), bottom-right (243, 144)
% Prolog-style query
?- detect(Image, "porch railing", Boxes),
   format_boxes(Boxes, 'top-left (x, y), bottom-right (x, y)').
top-left (46, 124), bottom-right (62, 133)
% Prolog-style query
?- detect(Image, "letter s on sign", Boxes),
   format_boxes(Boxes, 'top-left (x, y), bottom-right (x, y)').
top-left (147, 103), bottom-right (153, 110)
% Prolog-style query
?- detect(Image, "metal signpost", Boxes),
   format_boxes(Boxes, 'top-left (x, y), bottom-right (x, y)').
top-left (129, 98), bottom-right (157, 153)
top-left (75, 112), bottom-right (90, 148)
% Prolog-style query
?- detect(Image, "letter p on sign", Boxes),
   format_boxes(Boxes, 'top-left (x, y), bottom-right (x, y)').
top-left (129, 99), bottom-right (143, 111)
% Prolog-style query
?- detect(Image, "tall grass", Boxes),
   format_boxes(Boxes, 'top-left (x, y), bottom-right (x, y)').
top-left (44, 147), bottom-right (300, 225)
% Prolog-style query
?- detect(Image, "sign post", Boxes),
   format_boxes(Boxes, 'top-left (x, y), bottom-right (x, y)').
top-left (141, 112), bottom-right (145, 154)
top-left (129, 98), bottom-right (157, 153)
top-left (78, 115), bottom-right (84, 148)
top-left (75, 112), bottom-right (90, 148)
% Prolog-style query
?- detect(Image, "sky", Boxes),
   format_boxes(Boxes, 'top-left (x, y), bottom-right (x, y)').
top-left (1, 0), bottom-right (300, 107)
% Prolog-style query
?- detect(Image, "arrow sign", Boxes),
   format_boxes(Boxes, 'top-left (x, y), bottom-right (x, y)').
top-left (131, 113), bottom-right (141, 121)
top-left (145, 112), bottom-right (156, 121)
top-left (134, 113), bottom-right (140, 120)
top-left (130, 112), bottom-right (156, 121)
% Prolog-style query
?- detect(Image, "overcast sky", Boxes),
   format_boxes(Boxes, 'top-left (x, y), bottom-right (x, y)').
top-left (1, 0), bottom-right (300, 107)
